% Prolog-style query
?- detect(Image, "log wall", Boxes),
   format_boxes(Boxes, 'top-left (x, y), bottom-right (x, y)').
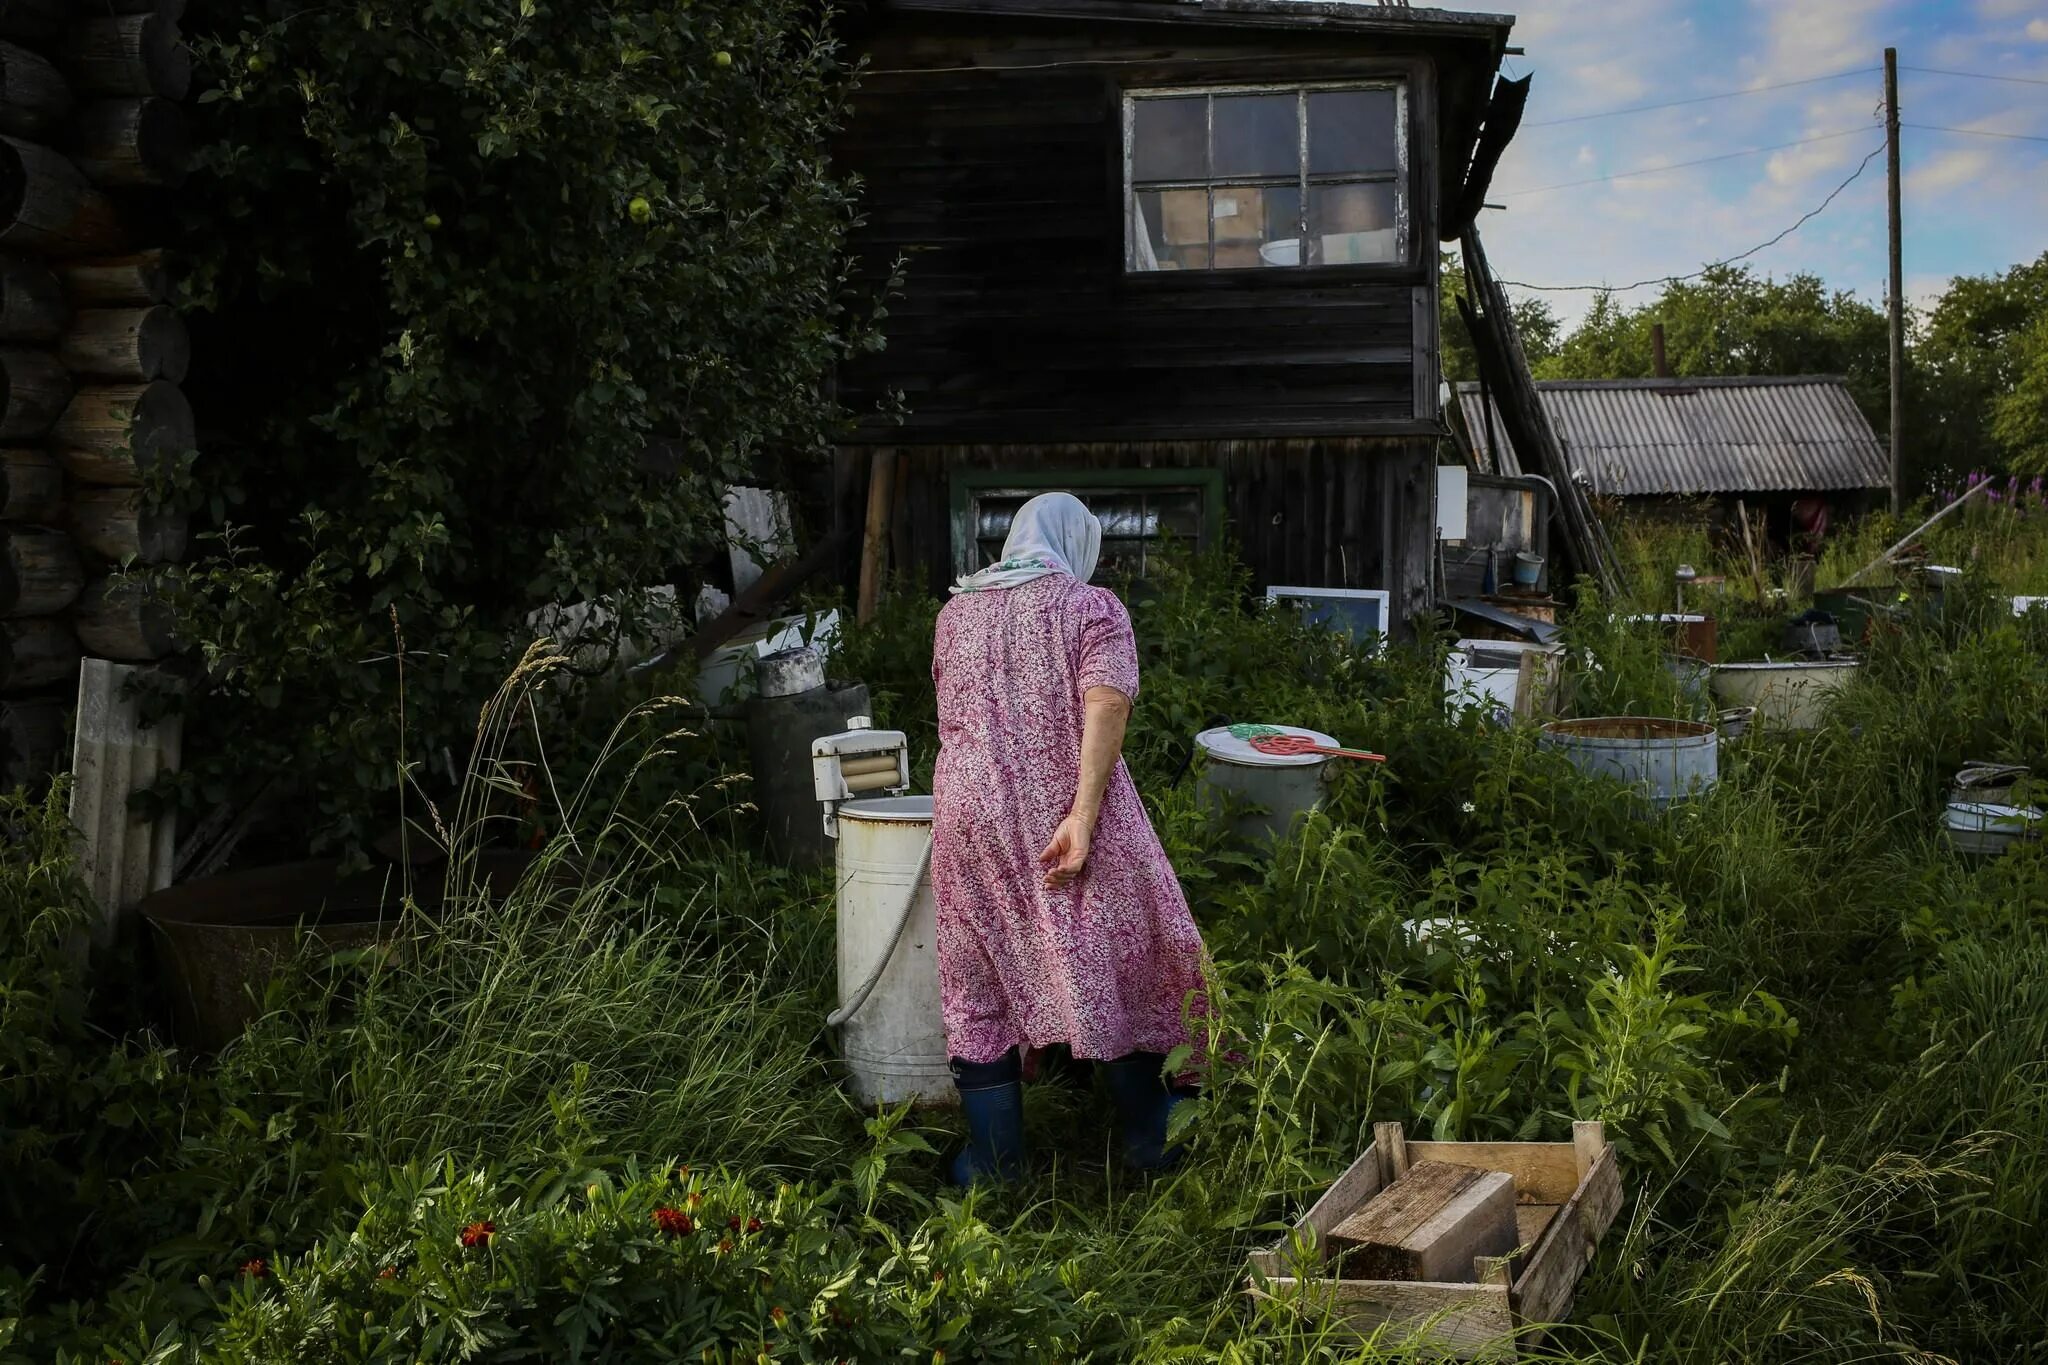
top-left (0, 3), bottom-right (189, 794)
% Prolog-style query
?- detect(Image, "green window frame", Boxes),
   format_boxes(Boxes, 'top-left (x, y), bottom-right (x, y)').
top-left (948, 468), bottom-right (1226, 582)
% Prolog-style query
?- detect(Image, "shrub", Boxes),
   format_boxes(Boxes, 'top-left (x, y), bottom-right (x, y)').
top-left (162, 0), bottom-right (884, 854)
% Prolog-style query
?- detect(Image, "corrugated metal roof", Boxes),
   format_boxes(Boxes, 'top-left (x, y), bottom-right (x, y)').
top-left (1452, 376), bottom-right (1888, 496)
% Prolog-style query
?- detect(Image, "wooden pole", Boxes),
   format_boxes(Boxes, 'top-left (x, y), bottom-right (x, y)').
top-left (856, 449), bottom-right (893, 624)
top-left (1885, 48), bottom-right (1904, 517)
top-left (1651, 322), bottom-right (1670, 379)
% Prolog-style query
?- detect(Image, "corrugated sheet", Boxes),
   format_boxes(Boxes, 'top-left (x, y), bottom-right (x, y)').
top-left (1452, 376), bottom-right (1888, 496)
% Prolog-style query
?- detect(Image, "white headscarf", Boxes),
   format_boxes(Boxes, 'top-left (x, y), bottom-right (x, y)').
top-left (951, 491), bottom-right (1103, 594)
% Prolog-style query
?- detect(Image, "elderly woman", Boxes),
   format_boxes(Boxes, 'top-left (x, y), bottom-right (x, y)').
top-left (931, 491), bottom-right (1209, 1183)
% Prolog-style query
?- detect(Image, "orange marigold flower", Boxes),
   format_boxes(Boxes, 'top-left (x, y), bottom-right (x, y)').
top-left (716, 1237), bottom-right (734, 1255)
top-left (654, 1206), bottom-right (694, 1238)
top-left (460, 1220), bottom-right (496, 1249)
top-left (378, 1266), bottom-right (397, 1280)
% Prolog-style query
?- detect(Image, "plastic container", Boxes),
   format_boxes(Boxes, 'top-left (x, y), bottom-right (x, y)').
top-left (1444, 639), bottom-right (1559, 722)
top-left (1194, 725), bottom-right (1335, 844)
top-left (1513, 551), bottom-right (1543, 587)
top-left (834, 795), bottom-right (952, 1106)
top-left (1538, 717), bottom-right (1719, 807)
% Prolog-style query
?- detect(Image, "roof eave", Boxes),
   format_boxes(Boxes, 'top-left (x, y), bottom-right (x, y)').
top-left (884, 0), bottom-right (1515, 50)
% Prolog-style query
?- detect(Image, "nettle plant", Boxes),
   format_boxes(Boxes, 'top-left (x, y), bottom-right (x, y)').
top-left (161, 0), bottom-right (884, 854)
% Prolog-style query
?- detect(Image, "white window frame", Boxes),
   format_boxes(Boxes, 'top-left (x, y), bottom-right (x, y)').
top-left (1265, 585), bottom-right (1392, 654)
top-left (1122, 80), bottom-right (1410, 274)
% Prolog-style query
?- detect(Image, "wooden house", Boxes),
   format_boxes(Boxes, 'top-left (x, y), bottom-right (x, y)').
top-left (831, 0), bottom-right (1523, 632)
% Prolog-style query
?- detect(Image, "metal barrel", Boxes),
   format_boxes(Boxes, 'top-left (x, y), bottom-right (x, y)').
top-left (1709, 660), bottom-right (1859, 732)
top-left (834, 796), bottom-right (954, 1107)
top-left (1538, 717), bottom-right (1719, 807)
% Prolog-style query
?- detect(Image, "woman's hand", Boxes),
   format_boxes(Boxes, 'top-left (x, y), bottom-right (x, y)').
top-left (1038, 811), bottom-right (1096, 889)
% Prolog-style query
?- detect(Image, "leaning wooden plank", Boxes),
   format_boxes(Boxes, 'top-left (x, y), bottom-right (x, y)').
top-left (1511, 1145), bottom-right (1623, 1336)
top-left (1255, 1274), bottom-right (1516, 1359)
top-left (1327, 1161), bottom-right (1518, 1284)
top-left (1407, 1140), bottom-right (1584, 1205)
top-left (1247, 1137), bottom-right (1387, 1280)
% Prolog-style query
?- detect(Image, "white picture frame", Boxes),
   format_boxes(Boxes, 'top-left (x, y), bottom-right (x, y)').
top-left (1265, 586), bottom-right (1391, 654)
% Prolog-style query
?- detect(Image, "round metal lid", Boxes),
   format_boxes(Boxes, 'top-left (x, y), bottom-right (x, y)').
top-left (1193, 724), bottom-right (1340, 768)
top-left (839, 795), bottom-right (935, 823)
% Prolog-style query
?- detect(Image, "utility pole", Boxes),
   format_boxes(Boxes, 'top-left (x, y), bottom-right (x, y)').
top-left (1885, 47), bottom-right (1905, 516)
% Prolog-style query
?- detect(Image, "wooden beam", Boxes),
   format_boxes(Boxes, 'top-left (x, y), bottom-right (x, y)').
top-left (59, 303), bottom-right (187, 381)
top-left (0, 134), bottom-right (124, 255)
top-left (73, 572), bottom-right (178, 660)
top-left (0, 252), bottom-right (65, 340)
top-left (0, 445), bottom-right (60, 521)
top-left (61, 14), bottom-right (189, 100)
top-left (56, 249), bottom-right (168, 306)
top-left (68, 96), bottom-right (187, 188)
top-left (856, 448), bottom-right (895, 623)
top-left (0, 39), bottom-right (72, 140)
top-left (2, 614), bottom-right (80, 691)
top-left (54, 378), bottom-right (191, 484)
top-left (0, 523), bottom-right (81, 616)
top-left (68, 483), bottom-right (185, 564)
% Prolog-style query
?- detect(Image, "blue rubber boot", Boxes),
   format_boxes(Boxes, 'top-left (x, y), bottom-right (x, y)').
top-left (949, 1049), bottom-right (1025, 1185)
top-left (1101, 1052), bottom-right (1188, 1172)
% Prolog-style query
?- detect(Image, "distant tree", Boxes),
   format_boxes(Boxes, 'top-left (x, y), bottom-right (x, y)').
top-left (1537, 265), bottom-right (1890, 418)
top-left (1438, 250), bottom-right (1561, 384)
top-left (1915, 252), bottom-right (2048, 478)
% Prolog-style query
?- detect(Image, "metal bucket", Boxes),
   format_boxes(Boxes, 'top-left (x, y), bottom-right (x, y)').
top-left (1538, 717), bottom-right (1719, 807)
top-left (1717, 706), bottom-right (1756, 741)
top-left (835, 796), bottom-right (952, 1107)
top-left (1194, 725), bottom-right (1332, 844)
top-left (1941, 801), bottom-right (2043, 861)
top-left (139, 852), bottom-right (543, 1050)
top-left (1710, 659), bottom-right (1859, 732)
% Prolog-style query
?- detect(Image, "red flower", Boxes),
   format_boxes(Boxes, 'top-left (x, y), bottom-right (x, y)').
top-left (933, 1269), bottom-right (946, 1284)
top-left (377, 1266), bottom-right (397, 1280)
top-left (716, 1237), bottom-right (734, 1255)
top-left (654, 1206), bottom-right (694, 1238)
top-left (727, 1215), bottom-right (742, 1232)
top-left (460, 1220), bottom-right (496, 1249)
top-left (746, 1217), bottom-right (762, 1234)
top-left (770, 1306), bottom-right (788, 1325)
top-left (239, 1257), bottom-right (268, 1279)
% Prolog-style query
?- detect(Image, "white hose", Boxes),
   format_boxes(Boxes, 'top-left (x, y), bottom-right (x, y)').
top-left (824, 834), bottom-right (933, 1030)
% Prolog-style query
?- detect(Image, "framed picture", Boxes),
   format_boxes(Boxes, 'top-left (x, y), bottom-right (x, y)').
top-left (1265, 585), bottom-right (1390, 652)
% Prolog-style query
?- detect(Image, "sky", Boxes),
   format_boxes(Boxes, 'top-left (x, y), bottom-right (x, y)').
top-left (1435, 0), bottom-right (2048, 326)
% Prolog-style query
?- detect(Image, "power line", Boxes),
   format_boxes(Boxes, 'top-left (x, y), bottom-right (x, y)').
top-left (1902, 65), bottom-right (2048, 87)
top-left (1903, 122), bottom-right (2048, 144)
top-left (1522, 66), bottom-right (1880, 129)
top-left (1500, 125), bottom-right (1876, 197)
top-left (1498, 142), bottom-right (1885, 293)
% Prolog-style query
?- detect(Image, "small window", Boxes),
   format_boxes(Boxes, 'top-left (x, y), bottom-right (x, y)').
top-left (951, 470), bottom-right (1224, 583)
top-left (1125, 83), bottom-right (1406, 273)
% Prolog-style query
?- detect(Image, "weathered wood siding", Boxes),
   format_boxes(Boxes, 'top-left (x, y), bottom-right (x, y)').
top-left (836, 13), bottom-right (1451, 443)
top-left (836, 437), bottom-right (1437, 632)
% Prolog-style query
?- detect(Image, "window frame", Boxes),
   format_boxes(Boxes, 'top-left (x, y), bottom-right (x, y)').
top-left (1121, 79), bottom-right (1412, 279)
top-left (948, 467), bottom-right (1227, 582)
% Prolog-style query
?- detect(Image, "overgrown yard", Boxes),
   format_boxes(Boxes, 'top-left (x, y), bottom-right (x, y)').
top-left (6, 504), bottom-right (2048, 1363)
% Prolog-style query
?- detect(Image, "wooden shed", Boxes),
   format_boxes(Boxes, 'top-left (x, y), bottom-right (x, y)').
top-left (831, 0), bottom-right (1522, 632)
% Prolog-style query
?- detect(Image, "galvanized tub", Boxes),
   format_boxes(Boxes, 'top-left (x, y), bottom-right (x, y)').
top-left (1195, 725), bottom-right (1335, 844)
top-left (1941, 801), bottom-right (2043, 862)
top-left (140, 852), bottom-right (543, 1050)
top-left (1710, 659), bottom-right (1859, 732)
top-left (1539, 717), bottom-right (1719, 807)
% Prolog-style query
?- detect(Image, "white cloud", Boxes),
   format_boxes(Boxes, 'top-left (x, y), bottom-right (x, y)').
top-left (2027, 17), bottom-right (2048, 40)
top-left (1908, 146), bottom-right (1995, 195)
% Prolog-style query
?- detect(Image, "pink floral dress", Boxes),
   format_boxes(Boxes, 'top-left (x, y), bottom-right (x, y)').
top-left (930, 575), bottom-right (1210, 1066)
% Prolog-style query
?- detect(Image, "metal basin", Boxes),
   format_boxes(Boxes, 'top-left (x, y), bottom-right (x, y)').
top-left (1539, 717), bottom-right (1719, 807)
top-left (140, 852), bottom-right (545, 1050)
top-left (1710, 659), bottom-right (1859, 732)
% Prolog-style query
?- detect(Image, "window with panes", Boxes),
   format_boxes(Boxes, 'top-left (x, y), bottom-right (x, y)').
top-left (1124, 83), bottom-right (1407, 273)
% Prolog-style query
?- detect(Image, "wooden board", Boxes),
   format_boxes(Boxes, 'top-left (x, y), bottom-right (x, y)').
top-left (1406, 1140), bottom-right (1585, 1205)
top-left (1252, 1275), bottom-right (1515, 1358)
top-left (1327, 1160), bottom-right (1518, 1283)
top-left (1510, 1143), bottom-right (1623, 1337)
top-left (1247, 1137), bottom-right (1386, 1280)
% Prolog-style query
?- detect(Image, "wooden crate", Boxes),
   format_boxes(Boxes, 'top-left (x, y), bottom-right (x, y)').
top-left (1246, 1121), bottom-right (1623, 1359)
